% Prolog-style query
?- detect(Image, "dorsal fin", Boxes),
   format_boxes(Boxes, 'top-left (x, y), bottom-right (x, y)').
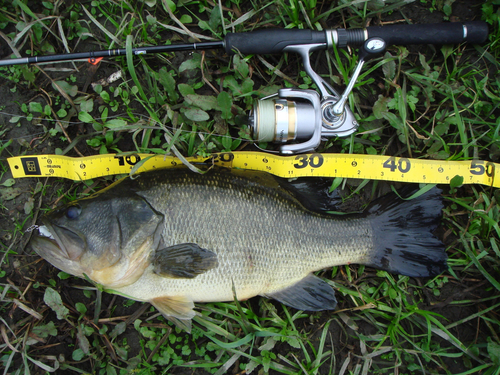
top-left (229, 169), bottom-right (343, 213)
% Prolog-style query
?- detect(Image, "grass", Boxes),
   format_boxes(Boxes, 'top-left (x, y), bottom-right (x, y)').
top-left (0, 0), bottom-right (499, 374)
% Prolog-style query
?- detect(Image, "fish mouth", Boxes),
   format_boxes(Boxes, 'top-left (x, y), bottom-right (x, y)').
top-left (30, 220), bottom-right (87, 276)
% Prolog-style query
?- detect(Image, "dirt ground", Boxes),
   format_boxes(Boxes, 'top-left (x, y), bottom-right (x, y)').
top-left (0, 1), bottom-right (494, 374)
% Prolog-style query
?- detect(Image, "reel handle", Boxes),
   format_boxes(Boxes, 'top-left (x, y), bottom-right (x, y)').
top-left (328, 37), bottom-right (387, 118)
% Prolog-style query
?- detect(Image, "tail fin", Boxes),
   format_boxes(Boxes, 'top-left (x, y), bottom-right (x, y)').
top-left (364, 186), bottom-right (447, 277)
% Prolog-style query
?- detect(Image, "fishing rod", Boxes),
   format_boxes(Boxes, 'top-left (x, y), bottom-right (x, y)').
top-left (0, 21), bottom-right (489, 154)
top-left (0, 21), bottom-right (487, 66)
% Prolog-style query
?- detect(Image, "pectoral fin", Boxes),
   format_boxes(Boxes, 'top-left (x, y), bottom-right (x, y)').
top-left (152, 243), bottom-right (218, 279)
top-left (264, 274), bottom-right (337, 311)
top-left (150, 295), bottom-right (195, 332)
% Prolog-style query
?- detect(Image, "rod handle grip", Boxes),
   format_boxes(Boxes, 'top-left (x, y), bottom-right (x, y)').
top-left (361, 21), bottom-right (488, 46)
top-left (224, 29), bottom-right (326, 55)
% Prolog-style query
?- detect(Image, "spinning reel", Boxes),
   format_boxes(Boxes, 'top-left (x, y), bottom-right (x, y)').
top-left (249, 37), bottom-right (387, 154)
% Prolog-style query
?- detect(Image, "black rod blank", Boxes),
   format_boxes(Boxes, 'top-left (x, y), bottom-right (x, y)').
top-left (0, 41), bottom-right (225, 66)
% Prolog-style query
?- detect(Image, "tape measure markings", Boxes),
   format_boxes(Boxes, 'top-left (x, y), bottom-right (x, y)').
top-left (7, 152), bottom-right (498, 188)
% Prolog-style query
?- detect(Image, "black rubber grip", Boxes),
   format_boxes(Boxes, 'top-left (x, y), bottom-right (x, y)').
top-left (224, 29), bottom-right (326, 55)
top-left (364, 21), bottom-right (488, 46)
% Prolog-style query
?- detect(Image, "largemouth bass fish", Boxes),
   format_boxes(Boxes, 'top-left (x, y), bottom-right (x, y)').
top-left (31, 168), bottom-right (447, 330)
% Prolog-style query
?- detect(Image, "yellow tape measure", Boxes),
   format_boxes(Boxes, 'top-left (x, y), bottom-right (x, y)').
top-left (7, 152), bottom-right (499, 188)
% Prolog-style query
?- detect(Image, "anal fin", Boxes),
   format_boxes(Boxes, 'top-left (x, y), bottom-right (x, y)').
top-left (264, 274), bottom-right (337, 311)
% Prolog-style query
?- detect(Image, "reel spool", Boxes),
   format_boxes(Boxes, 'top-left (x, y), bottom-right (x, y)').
top-left (250, 98), bottom-right (316, 144)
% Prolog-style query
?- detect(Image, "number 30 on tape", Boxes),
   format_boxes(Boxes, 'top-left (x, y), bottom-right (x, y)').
top-left (6, 152), bottom-right (499, 188)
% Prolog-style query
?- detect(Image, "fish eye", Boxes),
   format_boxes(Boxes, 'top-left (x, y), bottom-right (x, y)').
top-left (65, 205), bottom-right (81, 220)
